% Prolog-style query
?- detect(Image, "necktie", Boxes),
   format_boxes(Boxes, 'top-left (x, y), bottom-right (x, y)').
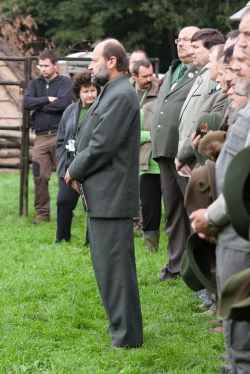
top-left (178, 65), bottom-right (187, 80)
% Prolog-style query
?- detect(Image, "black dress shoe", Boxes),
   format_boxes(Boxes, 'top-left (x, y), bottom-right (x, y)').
top-left (220, 364), bottom-right (232, 373)
top-left (111, 344), bottom-right (142, 349)
top-left (158, 264), bottom-right (179, 281)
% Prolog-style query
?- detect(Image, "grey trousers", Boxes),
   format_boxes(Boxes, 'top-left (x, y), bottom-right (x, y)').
top-left (88, 217), bottom-right (143, 347)
top-left (216, 244), bottom-right (250, 374)
top-left (158, 157), bottom-right (191, 274)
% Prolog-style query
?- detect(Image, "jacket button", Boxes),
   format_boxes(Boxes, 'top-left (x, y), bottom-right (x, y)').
top-left (164, 99), bottom-right (168, 102)
top-left (158, 125), bottom-right (161, 128)
top-left (160, 111), bottom-right (164, 114)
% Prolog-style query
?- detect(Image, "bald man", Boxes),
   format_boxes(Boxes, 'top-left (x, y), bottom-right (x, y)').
top-left (65, 38), bottom-right (143, 348)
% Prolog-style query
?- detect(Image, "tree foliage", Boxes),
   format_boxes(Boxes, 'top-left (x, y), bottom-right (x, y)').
top-left (0, 0), bottom-right (247, 71)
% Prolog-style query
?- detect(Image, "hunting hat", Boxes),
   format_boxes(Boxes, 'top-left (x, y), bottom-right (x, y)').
top-left (196, 131), bottom-right (226, 166)
top-left (223, 146), bottom-right (250, 241)
top-left (180, 233), bottom-right (217, 294)
top-left (184, 159), bottom-right (216, 213)
top-left (217, 267), bottom-right (250, 322)
top-left (196, 113), bottom-right (222, 137)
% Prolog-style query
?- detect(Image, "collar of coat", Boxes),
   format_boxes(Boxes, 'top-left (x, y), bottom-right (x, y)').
top-left (132, 79), bottom-right (158, 97)
top-left (209, 84), bottom-right (222, 95)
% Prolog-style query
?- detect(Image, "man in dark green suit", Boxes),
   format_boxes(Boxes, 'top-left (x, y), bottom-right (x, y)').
top-left (151, 26), bottom-right (200, 281)
top-left (65, 39), bottom-right (143, 348)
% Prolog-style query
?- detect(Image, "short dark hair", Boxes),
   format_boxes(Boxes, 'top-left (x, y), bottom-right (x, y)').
top-left (191, 28), bottom-right (225, 50)
top-left (224, 44), bottom-right (235, 64)
top-left (226, 30), bottom-right (241, 40)
top-left (102, 39), bottom-right (128, 72)
top-left (38, 50), bottom-right (58, 63)
top-left (132, 59), bottom-right (152, 76)
top-left (72, 69), bottom-right (101, 100)
top-left (130, 50), bottom-right (148, 59)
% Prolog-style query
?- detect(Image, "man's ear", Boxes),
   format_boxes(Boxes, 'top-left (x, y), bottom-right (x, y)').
top-left (107, 56), bottom-right (117, 70)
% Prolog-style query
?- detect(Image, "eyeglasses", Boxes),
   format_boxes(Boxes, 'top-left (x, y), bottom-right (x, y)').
top-left (175, 38), bottom-right (191, 44)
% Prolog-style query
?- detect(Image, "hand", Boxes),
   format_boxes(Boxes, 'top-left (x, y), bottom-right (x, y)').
top-left (190, 131), bottom-right (201, 149)
top-left (71, 180), bottom-right (81, 194)
top-left (65, 169), bottom-right (80, 193)
top-left (48, 96), bottom-right (57, 102)
top-left (179, 163), bottom-right (192, 176)
top-left (175, 158), bottom-right (184, 171)
top-left (65, 169), bottom-right (73, 185)
top-left (190, 209), bottom-right (208, 231)
top-left (190, 209), bottom-right (219, 237)
top-left (197, 232), bottom-right (217, 244)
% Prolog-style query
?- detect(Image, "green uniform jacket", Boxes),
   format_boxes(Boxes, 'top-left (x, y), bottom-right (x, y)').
top-left (68, 74), bottom-right (140, 218)
top-left (151, 60), bottom-right (199, 160)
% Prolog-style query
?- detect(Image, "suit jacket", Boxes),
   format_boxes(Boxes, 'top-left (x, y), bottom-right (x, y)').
top-left (214, 102), bottom-right (250, 251)
top-left (178, 87), bottom-right (228, 163)
top-left (68, 74), bottom-right (140, 218)
top-left (178, 66), bottom-right (217, 155)
top-left (140, 99), bottom-right (158, 171)
top-left (151, 60), bottom-right (199, 160)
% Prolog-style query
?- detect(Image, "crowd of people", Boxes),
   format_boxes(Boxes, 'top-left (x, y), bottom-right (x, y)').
top-left (22, 12), bottom-right (250, 373)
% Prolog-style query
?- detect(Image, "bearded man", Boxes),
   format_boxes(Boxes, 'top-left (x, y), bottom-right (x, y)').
top-left (64, 38), bottom-right (143, 348)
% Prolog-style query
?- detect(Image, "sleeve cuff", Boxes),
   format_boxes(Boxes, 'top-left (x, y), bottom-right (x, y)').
top-left (207, 193), bottom-right (229, 227)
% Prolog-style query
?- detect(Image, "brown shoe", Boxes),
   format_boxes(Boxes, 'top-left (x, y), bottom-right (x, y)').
top-left (207, 320), bottom-right (222, 326)
top-left (31, 216), bottom-right (50, 224)
top-left (206, 326), bottom-right (224, 333)
top-left (193, 310), bottom-right (215, 316)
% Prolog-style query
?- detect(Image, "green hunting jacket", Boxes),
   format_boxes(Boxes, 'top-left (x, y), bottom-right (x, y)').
top-left (151, 60), bottom-right (199, 160)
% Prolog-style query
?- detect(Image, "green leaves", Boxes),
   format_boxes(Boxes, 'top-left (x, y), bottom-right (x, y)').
top-left (0, 0), bottom-right (248, 71)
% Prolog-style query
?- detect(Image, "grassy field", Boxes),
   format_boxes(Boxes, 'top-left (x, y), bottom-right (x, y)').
top-left (0, 172), bottom-right (225, 374)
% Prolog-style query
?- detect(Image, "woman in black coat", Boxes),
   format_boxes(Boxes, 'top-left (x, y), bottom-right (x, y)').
top-left (56, 70), bottom-right (100, 242)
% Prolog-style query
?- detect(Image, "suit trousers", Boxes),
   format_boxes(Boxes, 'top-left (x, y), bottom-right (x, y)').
top-left (140, 174), bottom-right (161, 233)
top-left (88, 217), bottom-right (143, 347)
top-left (158, 157), bottom-right (191, 275)
top-left (216, 244), bottom-right (250, 374)
top-left (56, 178), bottom-right (80, 242)
top-left (32, 135), bottom-right (57, 219)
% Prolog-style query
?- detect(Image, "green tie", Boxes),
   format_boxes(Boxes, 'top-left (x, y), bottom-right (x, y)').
top-left (178, 65), bottom-right (187, 80)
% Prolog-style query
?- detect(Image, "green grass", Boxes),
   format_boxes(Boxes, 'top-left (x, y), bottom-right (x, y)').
top-left (0, 172), bottom-right (225, 374)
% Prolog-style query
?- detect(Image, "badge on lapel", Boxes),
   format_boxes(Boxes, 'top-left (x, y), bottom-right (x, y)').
top-left (188, 73), bottom-right (194, 78)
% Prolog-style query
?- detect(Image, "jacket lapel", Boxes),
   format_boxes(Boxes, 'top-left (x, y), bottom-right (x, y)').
top-left (169, 64), bottom-right (200, 95)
